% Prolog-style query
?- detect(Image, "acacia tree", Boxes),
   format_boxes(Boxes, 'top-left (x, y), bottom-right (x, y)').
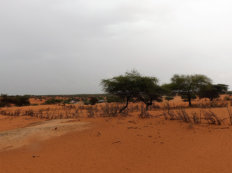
top-left (169, 74), bottom-right (212, 106)
top-left (101, 71), bottom-right (162, 112)
top-left (101, 71), bottom-right (141, 112)
top-left (136, 76), bottom-right (163, 110)
top-left (198, 84), bottom-right (228, 101)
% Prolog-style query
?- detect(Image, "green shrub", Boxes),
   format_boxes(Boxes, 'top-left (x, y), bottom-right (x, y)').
top-left (89, 97), bottom-right (98, 105)
top-left (44, 98), bottom-right (62, 105)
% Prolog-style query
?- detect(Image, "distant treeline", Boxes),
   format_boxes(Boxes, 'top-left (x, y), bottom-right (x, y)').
top-left (32, 94), bottom-right (108, 98)
top-left (1, 70), bottom-right (232, 109)
top-left (0, 95), bottom-right (30, 107)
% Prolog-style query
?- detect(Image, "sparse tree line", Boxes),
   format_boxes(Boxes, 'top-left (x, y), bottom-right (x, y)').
top-left (0, 71), bottom-right (230, 126)
top-left (101, 70), bottom-right (228, 112)
top-left (0, 71), bottom-right (228, 110)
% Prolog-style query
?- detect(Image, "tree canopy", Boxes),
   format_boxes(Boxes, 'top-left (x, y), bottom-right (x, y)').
top-left (101, 70), bottom-right (141, 112)
top-left (198, 84), bottom-right (228, 101)
top-left (168, 74), bottom-right (212, 106)
top-left (102, 71), bottom-right (229, 110)
top-left (135, 76), bottom-right (163, 109)
top-left (101, 71), bottom-right (163, 112)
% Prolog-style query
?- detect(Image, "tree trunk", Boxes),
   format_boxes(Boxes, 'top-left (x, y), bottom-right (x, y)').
top-left (145, 98), bottom-right (153, 111)
top-left (119, 97), bottom-right (129, 113)
top-left (188, 96), bottom-right (192, 107)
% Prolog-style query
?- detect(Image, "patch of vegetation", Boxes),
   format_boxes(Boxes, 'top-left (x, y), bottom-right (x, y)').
top-left (163, 75), bottom-right (228, 107)
top-left (164, 74), bottom-right (212, 106)
top-left (198, 84), bottom-right (228, 101)
top-left (0, 95), bottom-right (30, 107)
top-left (102, 70), bottom-right (164, 112)
top-left (106, 95), bottom-right (122, 103)
top-left (89, 97), bottom-right (98, 105)
top-left (43, 98), bottom-right (63, 105)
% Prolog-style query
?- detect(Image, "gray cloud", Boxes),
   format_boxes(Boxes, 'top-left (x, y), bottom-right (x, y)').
top-left (1, 0), bottom-right (232, 94)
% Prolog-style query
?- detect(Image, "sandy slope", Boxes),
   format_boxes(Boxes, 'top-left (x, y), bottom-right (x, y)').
top-left (0, 119), bottom-right (90, 151)
top-left (1, 113), bottom-right (232, 173)
top-left (0, 115), bottom-right (44, 132)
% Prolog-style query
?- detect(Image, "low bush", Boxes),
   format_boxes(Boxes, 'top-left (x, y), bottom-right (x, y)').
top-left (89, 97), bottom-right (98, 105)
top-left (43, 98), bottom-right (62, 105)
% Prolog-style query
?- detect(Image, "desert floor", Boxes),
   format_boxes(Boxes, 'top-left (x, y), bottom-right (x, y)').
top-left (1, 105), bottom-right (232, 173)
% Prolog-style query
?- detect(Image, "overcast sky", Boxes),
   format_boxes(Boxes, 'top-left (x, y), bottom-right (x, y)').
top-left (1, 0), bottom-right (232, 95)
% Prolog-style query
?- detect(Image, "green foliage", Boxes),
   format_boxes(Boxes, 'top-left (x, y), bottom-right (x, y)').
top-left (135, 75), bottom-right (163, 109)
top-left (97, 96), bottom-right (104, 100)
top-left (168, 74), bottom-right (212, 106)
top-left (81, 97), bottom-right (90, 105)
top-left (199, 84), bottom-right (228, 101)
top-left (101, 70), bottom-right (142, 112)
top-left (63, 97), bottom-right (80, 104)
top-left (181, 94), bottom-right (197, 102)
top-left (102, 70), bottom-right (141, 99)
top-left (0, 95), bottom-right (30, 107)
top-left (102, 70), bottom-right (163, 111)
top-left (44, 98), bottom-right (62, 105)
top-left (89, 97), bottom-right (98, 105)
top-left (161, 84), bottom-right (175, 101)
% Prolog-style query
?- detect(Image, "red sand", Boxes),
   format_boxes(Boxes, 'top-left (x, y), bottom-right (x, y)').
top-left (1, 108), bottom-right (232, 173)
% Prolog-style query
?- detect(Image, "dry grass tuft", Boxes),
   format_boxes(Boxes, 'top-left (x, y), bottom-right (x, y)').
top-left (203, 110), bottom-right (222, 125)
top-left (138, 105), bottom-right (151, 118)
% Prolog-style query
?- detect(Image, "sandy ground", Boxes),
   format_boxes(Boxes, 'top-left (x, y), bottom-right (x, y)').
top-left (1, 109), bottom-right (232, 173)
top-left (0, 115), bottom-right (44, 132)
top-left (0, 119), bottom-right (90, 151)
